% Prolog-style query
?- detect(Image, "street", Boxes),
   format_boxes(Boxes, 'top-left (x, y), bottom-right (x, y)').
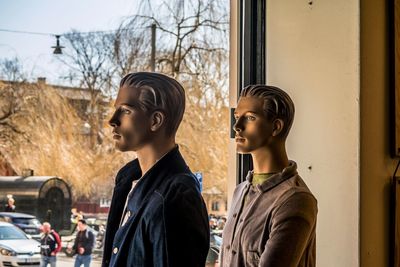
top-left (57, 253), bottom-right (102, 267)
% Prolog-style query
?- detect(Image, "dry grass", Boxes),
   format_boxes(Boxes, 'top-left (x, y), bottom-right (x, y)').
top-left (0, 82), bottom-right (134, 199)
top-left (1, 68), bottom-right (229, 199)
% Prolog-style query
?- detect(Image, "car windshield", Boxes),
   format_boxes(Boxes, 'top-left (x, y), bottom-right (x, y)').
top-left (0, 226), bottom-right (28, 240)
top-left (12, 218), bottom-right (41, 226)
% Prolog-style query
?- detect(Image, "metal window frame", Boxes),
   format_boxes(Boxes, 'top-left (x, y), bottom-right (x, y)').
top-left (236, 0), bottom-right (266, 184)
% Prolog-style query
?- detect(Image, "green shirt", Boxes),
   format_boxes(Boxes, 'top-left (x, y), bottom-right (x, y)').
top-left (252, 173), bottom-right (276, 186)
top-left (243, 173), bottom-right (276, 206)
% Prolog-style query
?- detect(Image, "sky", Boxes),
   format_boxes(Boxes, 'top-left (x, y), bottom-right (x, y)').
top-left (0, 0), bottom-right (138, 84)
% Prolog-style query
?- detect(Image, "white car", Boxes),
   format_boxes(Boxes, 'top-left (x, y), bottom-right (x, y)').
top-left (0, 221), bottom-right (41, 267)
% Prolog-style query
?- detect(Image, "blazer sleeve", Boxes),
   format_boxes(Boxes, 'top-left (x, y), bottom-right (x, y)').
top-left (149, 179), bottom-right (210, 267)
top-left (259, 191), bottom-right (317, 267)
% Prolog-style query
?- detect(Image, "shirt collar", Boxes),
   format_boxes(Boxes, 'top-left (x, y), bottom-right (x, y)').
top-left (245, 160), bottom-right (298, 192)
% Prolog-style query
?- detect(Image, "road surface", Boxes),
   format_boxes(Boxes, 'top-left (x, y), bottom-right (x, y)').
top-left (56, 253), bottom-right (102, 267)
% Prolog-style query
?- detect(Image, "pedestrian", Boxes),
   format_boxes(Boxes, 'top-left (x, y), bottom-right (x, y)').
top-left (220, 85), bottom-right (318, 267)
top-left (40, 222), bottom-right (61, 267)
top-left (70, 208), bottom-right (79, 224)
top-left (217, 217), bottom-right (226, 230)
top-left (4, 197), bottom-right (15, 212)
top-left (102, 72), bottom-right (210, 267)
top-left (73, 219), bottom-right (95, 267)
top-left (97, 224), bottom-right (105, 249)
top-left (209, 217), bottom-right (218, 230)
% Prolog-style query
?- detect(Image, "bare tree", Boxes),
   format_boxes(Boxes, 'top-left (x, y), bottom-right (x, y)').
top-left (0, 57), bottom-right (26, 82)
top-left (115, 0), bottom-right (230, 196)
top-left (0, 82), bottom-right (27, 146)
top-left (0, 58), bottom-right (31, 146)
top-left (177, 47), bottom-right (229, 194)
top-left (122, 0), bottom-right (229, 77)
top-left (57, 31), bottom-right (115, 148)
top-left (0, 0), bottom-right (230, 201)
top-left (112, 25), bottom-right (150, 77)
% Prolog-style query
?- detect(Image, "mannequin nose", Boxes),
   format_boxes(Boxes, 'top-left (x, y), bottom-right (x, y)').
top-left (109, 111), bottom-right (121, 127)
top-left (233, 118), bottom-right (243, 133)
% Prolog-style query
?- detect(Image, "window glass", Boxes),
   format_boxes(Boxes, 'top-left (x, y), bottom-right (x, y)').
top-left (0, 226), bottom-right (27, 240)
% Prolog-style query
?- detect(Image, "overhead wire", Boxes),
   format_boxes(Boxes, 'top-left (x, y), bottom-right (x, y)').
top-left (0, 25), bottom-right (153, 38)
top-left (0, 28), bottom-right (55, 36)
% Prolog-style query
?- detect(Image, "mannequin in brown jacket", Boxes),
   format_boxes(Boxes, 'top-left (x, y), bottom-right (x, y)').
top-left (221, 85), bottom-right (317, 267)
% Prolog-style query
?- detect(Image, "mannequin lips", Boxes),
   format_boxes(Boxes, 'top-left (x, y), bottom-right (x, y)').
top-left (235, 136), bottom-right (245, 143)
top-left (112, 130), bottom-right (121, 140)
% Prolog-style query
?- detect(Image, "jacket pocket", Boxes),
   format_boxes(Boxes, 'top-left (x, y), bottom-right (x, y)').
top-left (246, 251), bottom-right (260, 267)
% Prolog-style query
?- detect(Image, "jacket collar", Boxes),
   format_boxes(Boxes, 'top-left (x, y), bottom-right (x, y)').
top-left (137, 145), bottom-right (187, 180)
top-left (245, 160), bottom-right (298, 193)
top-left (115, 145), bottom-right (186, 186)
top-left (123, 146), bottom-right (189, 203)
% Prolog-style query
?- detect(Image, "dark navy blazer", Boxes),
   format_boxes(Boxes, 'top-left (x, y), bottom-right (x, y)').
top-left (102, 146), bottom-right (210, 267)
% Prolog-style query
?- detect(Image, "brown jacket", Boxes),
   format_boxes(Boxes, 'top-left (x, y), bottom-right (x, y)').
top-left (221, 161), bottom-right (317, 267)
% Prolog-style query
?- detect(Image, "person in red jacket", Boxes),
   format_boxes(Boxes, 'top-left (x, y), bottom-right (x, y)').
top-left (40, 222), bottom-right (61, 267)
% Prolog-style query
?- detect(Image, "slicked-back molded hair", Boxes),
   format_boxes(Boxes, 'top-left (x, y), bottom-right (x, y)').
top-left (120, 72), bottom-right (185, 137)
top-left (241, 85), bottom-right (295, 138)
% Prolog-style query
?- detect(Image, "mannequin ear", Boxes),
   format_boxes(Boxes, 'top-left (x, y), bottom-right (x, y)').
top-left (150, 111), bottom-right (165, 132)
top-left (272, 119), bottom-right (284, 137)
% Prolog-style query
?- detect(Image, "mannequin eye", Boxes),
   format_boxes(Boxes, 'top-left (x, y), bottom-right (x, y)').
top-left (120, 107), bottom-right (131, 114)
top-left (246, 115), bottom-right (256, 121)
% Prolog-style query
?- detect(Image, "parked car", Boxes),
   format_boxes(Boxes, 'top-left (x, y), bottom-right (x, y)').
top-left (0, 221), bottom-right (41, 267)
top-left (206, 231), bottom-right (222, 266)
top-left (0, 213), bottom-right (42, 241)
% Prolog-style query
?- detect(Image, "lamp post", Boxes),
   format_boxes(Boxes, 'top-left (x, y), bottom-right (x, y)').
top-left (52, 35), bottom-right (64, 55)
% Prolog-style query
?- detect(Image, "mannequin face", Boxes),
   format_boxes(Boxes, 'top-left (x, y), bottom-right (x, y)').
top-left (233, 97), bottom-right (276, 154)
top-left (109, 86), bottom-right (154, 152)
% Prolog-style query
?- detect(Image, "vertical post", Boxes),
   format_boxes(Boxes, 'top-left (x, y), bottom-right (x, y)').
top-left (236, 0), bottom-right (266, 184)
top-left (151, 23), bottom-right (156, 72)
top-left (391, 176), bottom-right (400, 267)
